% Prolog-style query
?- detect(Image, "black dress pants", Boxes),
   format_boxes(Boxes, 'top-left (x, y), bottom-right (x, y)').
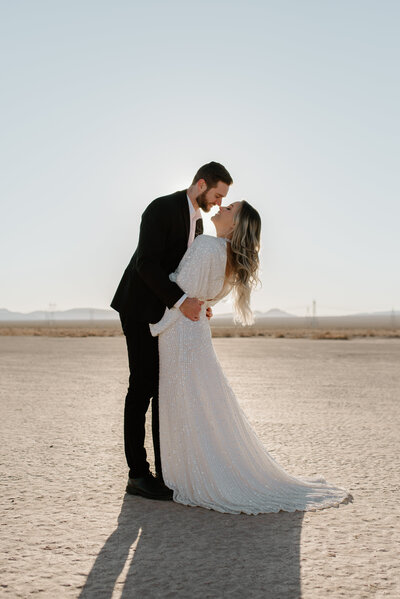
top-left (121, 317), bottom-right (161, 478)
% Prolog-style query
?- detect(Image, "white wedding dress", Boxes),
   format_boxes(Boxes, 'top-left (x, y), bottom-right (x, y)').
top-left (150, 235), bottom-right (351, 514)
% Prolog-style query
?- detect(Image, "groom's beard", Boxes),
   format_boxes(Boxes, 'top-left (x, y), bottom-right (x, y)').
top-left (196, 189), bottom-right (212, 212)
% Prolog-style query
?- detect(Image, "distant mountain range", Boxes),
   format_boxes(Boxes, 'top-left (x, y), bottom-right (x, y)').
top-left (1, 307), bottom-right (399, 322)
top-left (215, 308), bottom-right (297, 319)
top-left (0, 308), bottom-right (119, 321)
top-left (256, 308), bottom-right (297, 318)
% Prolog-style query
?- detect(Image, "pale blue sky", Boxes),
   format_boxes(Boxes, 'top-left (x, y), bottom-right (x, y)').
top-left (1, 1), bottom-right (399, 315)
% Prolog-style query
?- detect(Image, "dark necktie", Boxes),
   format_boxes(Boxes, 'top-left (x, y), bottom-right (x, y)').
top-left (195, 218), bottom-right (203, 238)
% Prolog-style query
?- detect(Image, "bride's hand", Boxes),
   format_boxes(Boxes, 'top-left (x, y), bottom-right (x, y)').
top-left (206, 307), bottom-right (213, 320)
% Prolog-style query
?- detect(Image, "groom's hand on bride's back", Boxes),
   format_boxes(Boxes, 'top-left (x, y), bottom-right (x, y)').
top-left (180, 298), bottom-right (204, 321)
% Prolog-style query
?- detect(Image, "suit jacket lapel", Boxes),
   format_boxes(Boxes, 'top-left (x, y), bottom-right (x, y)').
top-left (177, 189), bottom-right (203, 240)
top-left (178, 190), bottom-right (190, 239)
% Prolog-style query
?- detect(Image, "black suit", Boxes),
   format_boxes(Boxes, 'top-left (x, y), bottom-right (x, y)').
top-left (111, 190), bottom-right (203, 477)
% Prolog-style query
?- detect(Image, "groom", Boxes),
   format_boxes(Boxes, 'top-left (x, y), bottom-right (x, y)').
top-left (111, 161), bottom-right (233, 500)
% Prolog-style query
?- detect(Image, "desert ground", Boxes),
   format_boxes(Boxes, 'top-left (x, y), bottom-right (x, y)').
top-left (1, 316), bottom-right (400, 341)
top-left (1, 336), bottom-right (399, 598)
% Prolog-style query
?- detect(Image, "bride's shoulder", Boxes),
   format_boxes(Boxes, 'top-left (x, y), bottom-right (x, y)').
top-left (189, 235), bottom-right (227, 264)
top-left (192, 235), bottom-right (226, 249)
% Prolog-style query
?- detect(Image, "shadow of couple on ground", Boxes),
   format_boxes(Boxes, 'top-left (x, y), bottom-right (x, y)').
top-left (79, 493), bottom-right (304, 598)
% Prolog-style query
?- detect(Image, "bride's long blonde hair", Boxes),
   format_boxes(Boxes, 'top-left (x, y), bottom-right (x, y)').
top-left (226, 201), bottom-right (261, 326)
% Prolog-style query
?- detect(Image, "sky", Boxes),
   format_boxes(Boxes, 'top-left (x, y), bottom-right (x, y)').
top-left (1, 1), bottom-right (399, 316)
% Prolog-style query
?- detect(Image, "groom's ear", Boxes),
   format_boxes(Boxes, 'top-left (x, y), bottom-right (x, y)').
top-left (197, 179), bottom-right (207, 192)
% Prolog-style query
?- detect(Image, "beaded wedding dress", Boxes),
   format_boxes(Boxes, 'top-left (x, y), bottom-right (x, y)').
top-left (150, 235), bottom-right (351, 514)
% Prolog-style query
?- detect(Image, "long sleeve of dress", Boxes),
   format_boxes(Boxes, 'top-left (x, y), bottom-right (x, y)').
top-left (149, 235), bottom-right (228, 337)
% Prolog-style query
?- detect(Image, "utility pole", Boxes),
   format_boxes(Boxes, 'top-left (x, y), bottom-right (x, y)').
top-left (391, 307), bottom-right (396, 329)
top-left (48, 303), bottom-right (56, 326)
top-left (312, 299), bottom-right (318, 328)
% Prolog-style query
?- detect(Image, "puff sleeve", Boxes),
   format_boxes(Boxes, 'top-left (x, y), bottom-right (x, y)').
top-left (149, 235), bottom-right (227, 337)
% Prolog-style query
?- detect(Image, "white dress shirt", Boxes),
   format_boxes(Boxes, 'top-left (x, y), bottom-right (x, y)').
top-left (174, 194), bottom-right (201, 309)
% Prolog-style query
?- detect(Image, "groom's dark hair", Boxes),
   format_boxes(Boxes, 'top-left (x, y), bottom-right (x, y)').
top-left (192, 162), bottom-right (233, 189)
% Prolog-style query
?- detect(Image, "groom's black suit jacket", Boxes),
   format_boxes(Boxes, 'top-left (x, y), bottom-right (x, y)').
top-left (111, 190), bottom-right (203, 325)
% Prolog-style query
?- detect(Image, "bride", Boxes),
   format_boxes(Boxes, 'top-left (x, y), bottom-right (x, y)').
top-left (150, 200), bottom-right (351, 514)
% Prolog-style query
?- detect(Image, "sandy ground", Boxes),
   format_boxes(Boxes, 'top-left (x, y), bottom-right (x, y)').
top-left (1, 336), bottom-right (399, 598)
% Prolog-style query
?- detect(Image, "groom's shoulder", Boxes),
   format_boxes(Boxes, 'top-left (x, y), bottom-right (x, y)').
top-left (144, 189), bottom-right (186, 215)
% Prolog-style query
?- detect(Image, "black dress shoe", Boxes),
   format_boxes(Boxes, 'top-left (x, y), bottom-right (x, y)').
top-left (126, 473), bottom-right (173, 500)
top-left (155, 473), bottom-right (166, 487)
top-left (154, 474), bottom-right (174, 495)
